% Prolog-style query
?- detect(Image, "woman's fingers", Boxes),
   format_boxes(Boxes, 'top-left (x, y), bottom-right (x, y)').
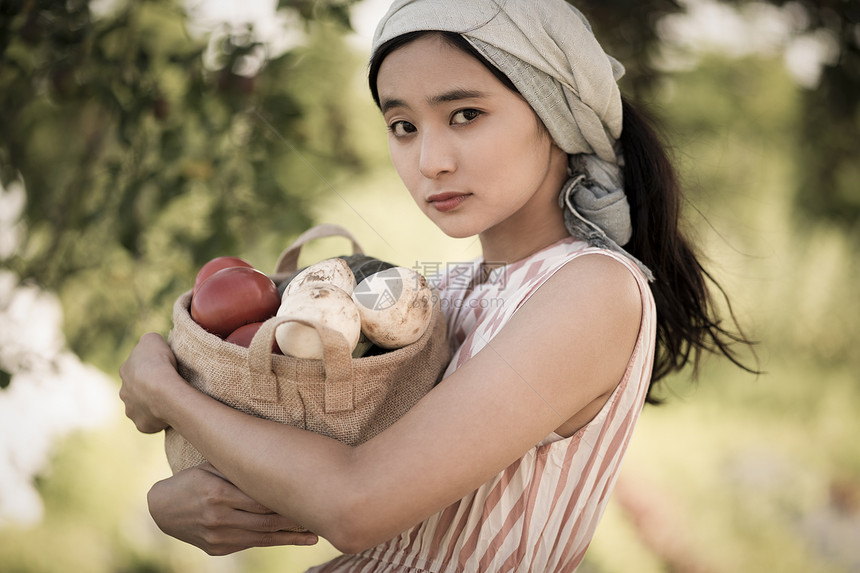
top-left (196, 463), bottom-right (301, 524)
top-left (148, 464), bottom-right (317, 555)
top-left (198, 490), bottom-right (306, 533)
top-left (118, 332), bottom-right (177, 433)
top-left (192, 483), bottom-right (320, 555)
top-left (195, 528), bottom-right (319, 556)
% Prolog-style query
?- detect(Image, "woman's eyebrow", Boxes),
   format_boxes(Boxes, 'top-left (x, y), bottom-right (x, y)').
top-left (427, 88), bottom-right (487, 106)
top-left (380, 97), bottom-right (408, 114)
top-left (380, 88), bottom-right (488, 115)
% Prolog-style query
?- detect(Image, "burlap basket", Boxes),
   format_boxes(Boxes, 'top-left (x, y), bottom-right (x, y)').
top-left (164, 224), bottom-right (450, 474)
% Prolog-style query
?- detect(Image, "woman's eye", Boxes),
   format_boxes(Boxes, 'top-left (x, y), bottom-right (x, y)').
top-left (451, 109), bottom-right (481, 125)
top-left (389, 121), bottom-right (417, 137)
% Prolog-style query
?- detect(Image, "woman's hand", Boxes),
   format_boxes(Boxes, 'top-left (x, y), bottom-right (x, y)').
top-left (148, 463), bottom-right (319, 556)
top-left (119, 332), bottom-right (180, 434)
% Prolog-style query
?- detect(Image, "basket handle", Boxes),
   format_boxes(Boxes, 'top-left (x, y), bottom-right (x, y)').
top-left (248, 315), bottom-right (355, 413)
top-left (273, 224), bottom-right (364, 275)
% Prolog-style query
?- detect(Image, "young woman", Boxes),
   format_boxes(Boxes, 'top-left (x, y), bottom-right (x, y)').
top-left (120, 0), bottom-right (754, 570)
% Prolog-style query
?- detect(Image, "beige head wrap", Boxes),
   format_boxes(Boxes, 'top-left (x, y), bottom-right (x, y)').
top-left (372, 0), bottom-right (653, 279)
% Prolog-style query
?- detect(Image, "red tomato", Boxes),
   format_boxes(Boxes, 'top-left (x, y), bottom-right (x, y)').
top-left (225, 322), bottom-right (283, 354)
top-left (191, 267), bottom-right (280, 338)
top-left (193, 256), bottom-right (254, 295)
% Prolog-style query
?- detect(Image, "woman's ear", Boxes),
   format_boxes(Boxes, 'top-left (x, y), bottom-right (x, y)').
top-left (551, 144), bottom-right (569, 170)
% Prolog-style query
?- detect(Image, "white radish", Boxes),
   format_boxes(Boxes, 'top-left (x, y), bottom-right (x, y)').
top-left (352, 267), bottom-right (433, 349)
top-left (282, 258), bottom-right (356, 299)
top-left (275, 285), bottom-right (361, 359)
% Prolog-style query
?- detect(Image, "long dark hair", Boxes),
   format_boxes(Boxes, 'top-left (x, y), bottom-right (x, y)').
top-left (369, 32), bottom-right (758, 403)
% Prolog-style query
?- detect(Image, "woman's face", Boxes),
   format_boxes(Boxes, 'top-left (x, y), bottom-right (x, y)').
top-left (375, 34), bottom-right (568, 241)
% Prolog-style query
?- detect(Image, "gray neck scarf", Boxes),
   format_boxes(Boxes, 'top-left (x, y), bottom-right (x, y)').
top-left (372, 0), bottom-right (654, 280)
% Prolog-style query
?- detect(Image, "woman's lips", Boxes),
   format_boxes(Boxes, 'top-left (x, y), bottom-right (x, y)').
top-left (427, 192), bottom-right (470, 212)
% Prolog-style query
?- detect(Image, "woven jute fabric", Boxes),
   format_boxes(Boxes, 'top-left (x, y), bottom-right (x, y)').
top-left (164, 225), bottom-right (450, 481)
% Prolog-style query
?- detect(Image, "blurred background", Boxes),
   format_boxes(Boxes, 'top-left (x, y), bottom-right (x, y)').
top-left (1, 0), bottom-right (858, 571)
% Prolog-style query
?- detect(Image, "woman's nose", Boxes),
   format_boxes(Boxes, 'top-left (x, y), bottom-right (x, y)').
top-left (418, 131), bottom-right (456, 179)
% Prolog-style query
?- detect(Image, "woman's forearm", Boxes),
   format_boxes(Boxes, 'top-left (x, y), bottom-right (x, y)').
top-left (120, 333), bottom-right (427, 552)
top-left (125, 259), bottom-right (638, 554)
top-left (151, 368), bottom-right (362, 547)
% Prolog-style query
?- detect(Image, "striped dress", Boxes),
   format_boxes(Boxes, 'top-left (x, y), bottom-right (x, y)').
top-left (308, 237), bottom-right (657, 572)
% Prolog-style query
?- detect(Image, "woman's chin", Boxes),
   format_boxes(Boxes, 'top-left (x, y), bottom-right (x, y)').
top-left (419, 205), bottom-right (494, 240)
top-left (444, 230), bottom-right (476, 240)
top-left (433, 224), bottom-right (479, 240)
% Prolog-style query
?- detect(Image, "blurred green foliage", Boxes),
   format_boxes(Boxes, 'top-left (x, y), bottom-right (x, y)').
top-left (657, 50), bottom-right (860, 369)
top-left (574, 0), bottom-right (686, 95)
top-left (577, 0), bottom-right (860, 234)
top-left (725, 0), bottom-right (860, 230)
top-left (0, 0), bottom-right (368, 371)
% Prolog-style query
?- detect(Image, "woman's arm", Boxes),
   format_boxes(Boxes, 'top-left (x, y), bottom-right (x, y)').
top-left (120, 254), bottom-right (642, 553)
top-left (147, 463), bottom-right (319, 555)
